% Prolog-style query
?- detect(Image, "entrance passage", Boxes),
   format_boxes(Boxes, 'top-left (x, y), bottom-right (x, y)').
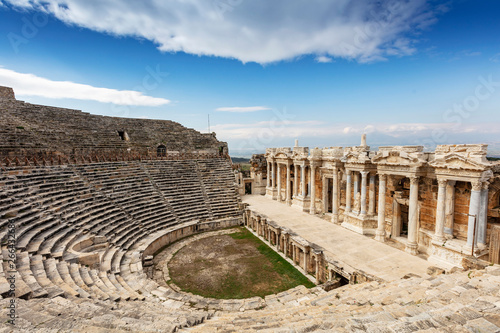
top-left (157, 145), bottom-right (166, 157)
top-left (245, 182), bottom-right (252, 195)
top-left (401, 204), bottom-right (409, 237)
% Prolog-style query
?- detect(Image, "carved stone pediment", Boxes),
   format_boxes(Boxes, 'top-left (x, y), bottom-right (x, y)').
top-left (341, 151), bottom-right (371, 165)
top-left (321, 147), bottom-right (344, 160)
top-left (292, 146), bottom-right (309, 159)
top-left (430, 153), bottom-right (489, 171)
top-left (265, 148), bottom-right (277, 158)
top-left (372, 149), bottom-right (425, 167)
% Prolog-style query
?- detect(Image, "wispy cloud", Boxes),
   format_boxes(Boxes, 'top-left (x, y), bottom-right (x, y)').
top-left (315, 56), bottom-right (333, 63)
top-left (3, 0), bottom-right (446, 64)
top-left (490, 53), bottom-right (500, 63)
top-left (0, 67), bottom-right (170, 106)
top-left (448, 50), bottom-right (482, 62)
top-left (215, 106), bottom-right (271, 113)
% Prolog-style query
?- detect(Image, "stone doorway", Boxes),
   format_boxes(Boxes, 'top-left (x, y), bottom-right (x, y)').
top-left (392, 190), bottom-right (409, 238)
top-left (400, 204), bottom-right (409, 237)
top-left (245, 182), bottom-right (252, 195)
top-left (326, 178), bottom-right (333, 213)
top-left (157, 144), bottom-right (166, 157)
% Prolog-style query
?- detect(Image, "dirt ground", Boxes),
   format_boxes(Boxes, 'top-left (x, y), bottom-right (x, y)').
top-left (167, 228), bottom-right (308, 299)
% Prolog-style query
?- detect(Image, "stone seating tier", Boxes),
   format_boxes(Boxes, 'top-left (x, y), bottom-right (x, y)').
top-left (0, 97), bottom-right (226, 158)
top-left (0, 159), bottom-right (241, 310)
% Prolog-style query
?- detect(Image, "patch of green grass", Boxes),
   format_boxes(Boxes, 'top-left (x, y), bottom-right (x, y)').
top-left (169, 227), bottom-right (314, 299)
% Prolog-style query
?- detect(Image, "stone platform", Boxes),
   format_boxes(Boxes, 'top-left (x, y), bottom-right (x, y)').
top-left (243, 195), bottom-right (434, 282)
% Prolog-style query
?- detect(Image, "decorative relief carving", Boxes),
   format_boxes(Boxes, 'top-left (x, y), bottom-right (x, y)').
top-left (437, 178), bottom-right (448, 187)
top-left (409, 176), bottom-right (419, 186)
top-left (471, 180), bottom-right (482, 191)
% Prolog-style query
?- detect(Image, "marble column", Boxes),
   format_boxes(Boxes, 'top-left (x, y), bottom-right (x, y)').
top-left (271, 162), bottom-right (276, 189)
top-left (406, 176), bottom-right (419, 255)
top-left (303, 249), bottom-right (308, 272)
top-left (266, 162), bottom-right (271, 187)
top-left (353, 172), bottom-right (359, 197)
top-left (332, 168), bottom-right (339, 224)
top-left (277, 164), bottom-right (282, 201)
top-left (444, 180), bottom-right (456, 238)
top-left (315, 257), bottom-right (320, 283)
top-left (467, 180), bottom-right (482, 248)
top-left (310, 164), bottom-right (316, 214)
top-left (368, 173), bottom-right (376, 216)
top-left (293, 164), bottom-right (298, 198)
top-left (322, 176), bottom-right (328, 213)
top-left (375, 174), bottom-right (387, 242)
top-left (478, 182), bottom-right (489, 247)
top-left (301, 165), bottom-right (306, 197)
top-left (345, 170), bottom-right (352, 213)
top-left (286, 163), bottom-right (291, 205)
top-left (360, 171), bottom-right (368, 216)
top-left (433, 178), bottom-right (447, 243)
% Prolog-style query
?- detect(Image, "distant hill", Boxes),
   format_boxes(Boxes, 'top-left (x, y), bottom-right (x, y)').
top-left (231, 157), bottom-right (250, 164)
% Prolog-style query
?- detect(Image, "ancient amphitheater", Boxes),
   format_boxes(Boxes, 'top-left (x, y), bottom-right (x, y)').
top-left (1, 85), bottom-right (500, 332)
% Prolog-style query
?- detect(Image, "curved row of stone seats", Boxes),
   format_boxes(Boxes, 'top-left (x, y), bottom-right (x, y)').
top-left (197, 159), bottom-right (241, 219)
top-left (0, 97), bottom-right (224, 156)
top-left (144, 160), bottom-right (212, 222)
top-left (0, 100), bottom-right (129, 153)
top-left (0, 159), bottom-right (240, 306)
top-left (75, 162), bottom-right (182, 236)
top-left (0, 295), bottom-right (211, 332)
top-left (188, 265), bottom-right (500, 333)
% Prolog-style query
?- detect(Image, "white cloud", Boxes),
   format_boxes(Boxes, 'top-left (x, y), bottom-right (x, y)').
top-left (0, 67), bottom-right (170, 106)
top-left (215, 106), bottom-right (271, 113)
top-left (3, 0), bottom-right (446, 64)
top-left (315, 56), bottom-right (333, 63)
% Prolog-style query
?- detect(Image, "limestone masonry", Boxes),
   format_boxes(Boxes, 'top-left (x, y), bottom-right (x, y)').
top-left (259, 137), bottom-right (500, 270)
top-left (0, 85), bottom-right (227, 159)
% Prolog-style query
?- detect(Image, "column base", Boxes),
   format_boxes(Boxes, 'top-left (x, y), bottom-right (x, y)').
top-left (292, 196), bottom-right (310, 212)
top-left (265, 187), bottom-right (278, 200)
top-left (341, 212), bottom-right (378, 235)
top-left (432, 235), bottom-right (446, 244)
top-left (405, 242), bottom-right (418, 256)
top-left (374, 229), bottom-right (386, 242)
top-left (331, 214), bottom-right (339, 224)
top-left (286, 199), bottom-right (292, 206)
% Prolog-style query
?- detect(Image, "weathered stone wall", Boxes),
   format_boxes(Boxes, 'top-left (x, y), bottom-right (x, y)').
top-left (419, 179), bottom-right (438, 233)
top-left (453, 181), bottom-right (472, 240)
top-left (0, 87), bottom-right (227, 158)
top-left (0, 86), bottom-right (15, 100)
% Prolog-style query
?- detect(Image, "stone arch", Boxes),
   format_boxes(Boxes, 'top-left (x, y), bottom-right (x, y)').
top-left (157, 144), bottom-right (167, 157)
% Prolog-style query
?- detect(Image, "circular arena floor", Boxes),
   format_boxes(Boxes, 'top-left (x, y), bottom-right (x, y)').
top-left (153, 227), bottom-right (314, 300)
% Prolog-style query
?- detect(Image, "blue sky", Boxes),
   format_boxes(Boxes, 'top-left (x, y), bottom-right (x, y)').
top-left (0, 0), bottom-right (499, 157)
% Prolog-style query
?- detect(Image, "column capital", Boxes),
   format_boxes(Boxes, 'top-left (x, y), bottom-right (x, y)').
top-left (471, 180), bottom-right (482, 191)
top-left (482, 181), bottom-right (490, 190)
top-left (437, 178), bottom-right (448, 187)
top-left (409, 176), bottom-right (419, 185)
top-left (360, 170), bottom-right (369, 177)
top-left (346, 169), bottom-right (352, 176)
top-left (378, 174), bottom-right (387, 182)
